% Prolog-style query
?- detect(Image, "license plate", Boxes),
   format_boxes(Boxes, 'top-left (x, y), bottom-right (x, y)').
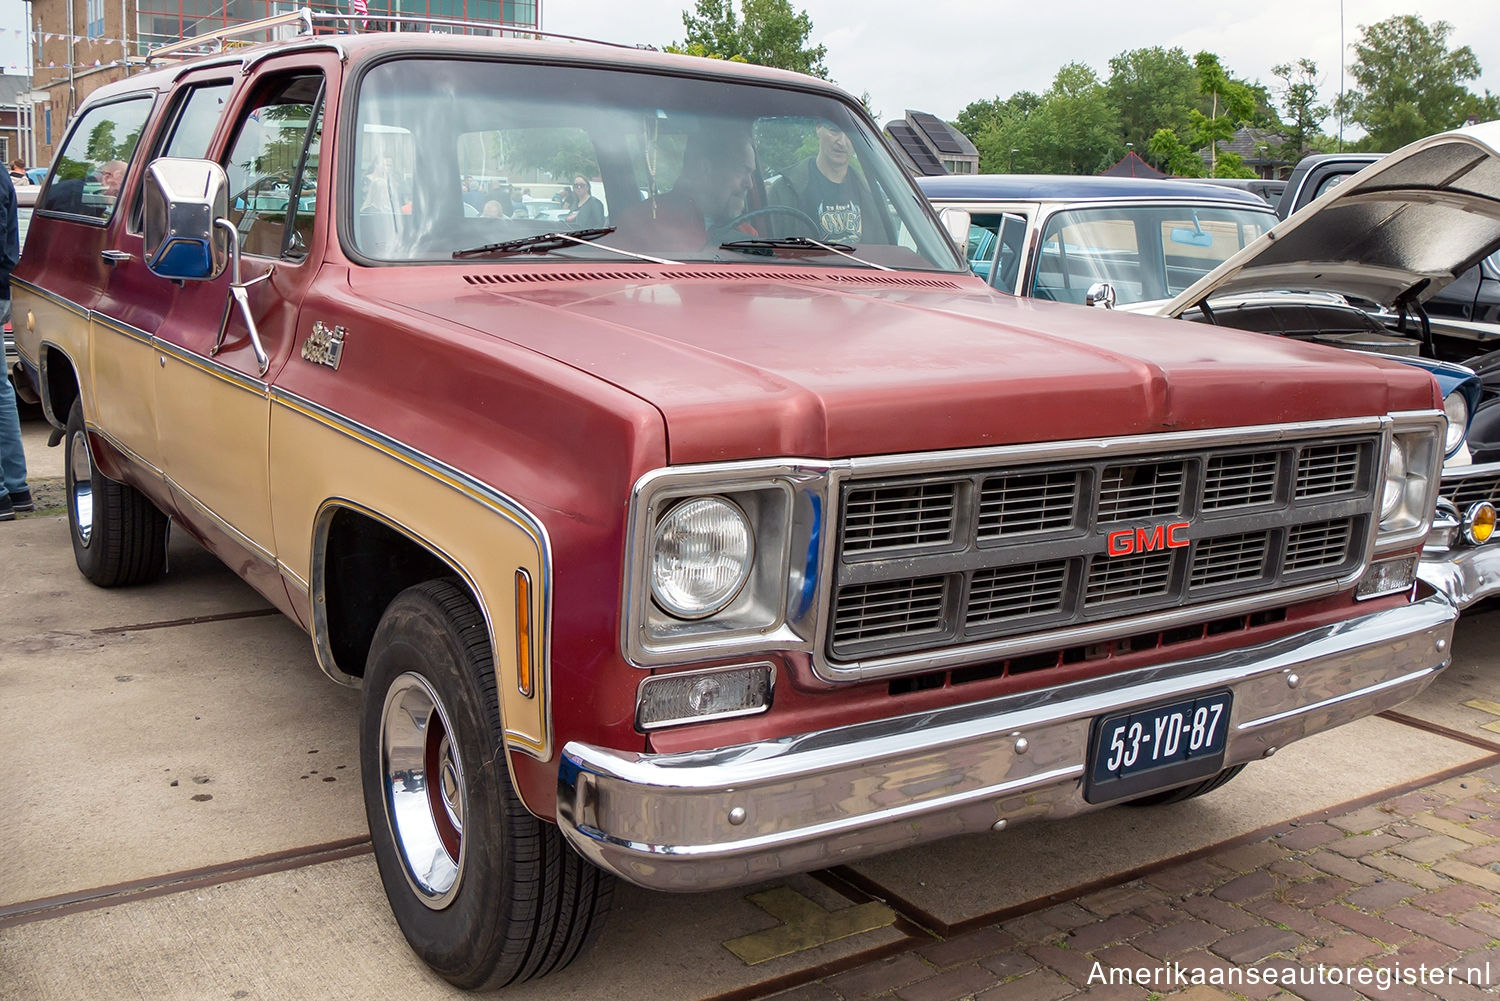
top-left (1084, 692), bottom-right (1232, 804)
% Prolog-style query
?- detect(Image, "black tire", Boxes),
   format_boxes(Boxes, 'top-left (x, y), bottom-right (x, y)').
top-left (360, 579), bottom-right (614, 990)
top-left (1125, 764), bottom-right (1246, 807)
top-left (64, 399), bottom-right (169, 587)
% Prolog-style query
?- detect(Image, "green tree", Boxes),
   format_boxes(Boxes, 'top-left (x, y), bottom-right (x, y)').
top-left (1272, 58), bottom-right (1329, 161)
top-left (669, 0), bottom-right (829, 79)
top-left (1147, 127), bottom-right (1204, 177)
top-left (1338, 14), bottom-right (1492, 150)
top-left (1025, 63), bottom-right (1120, 174)
top-left (955, 92), bottom-right (1039, 173)
top-left (1107, 47), bottom-right (1199, 153)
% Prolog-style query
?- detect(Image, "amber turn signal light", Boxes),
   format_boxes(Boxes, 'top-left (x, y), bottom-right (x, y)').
top-left (1464, 502), bottom-right (1497, 546)
top-left (515, 568), bottom-right (534, 698)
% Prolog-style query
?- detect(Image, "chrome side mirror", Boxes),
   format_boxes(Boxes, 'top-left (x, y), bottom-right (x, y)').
top-left (1085, 281), bottom-right (1116, 310)
top-left (937, 207), bottom-right (971, 248)
top-left (143, 157), bottom-right (231, 281)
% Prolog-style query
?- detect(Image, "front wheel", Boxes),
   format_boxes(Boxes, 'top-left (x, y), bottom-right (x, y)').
top-left (360, 579), bottom-right (613, 990)
top-left (65, 399), bottom-right (169, 586)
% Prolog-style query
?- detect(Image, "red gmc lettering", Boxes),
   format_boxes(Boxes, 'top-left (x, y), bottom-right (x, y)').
top-left (1107, 522), bottom-right (1191, 556)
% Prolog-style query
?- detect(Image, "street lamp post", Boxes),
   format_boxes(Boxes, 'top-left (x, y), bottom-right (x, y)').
top-left (1009, 148), bottom-right (1018, 173)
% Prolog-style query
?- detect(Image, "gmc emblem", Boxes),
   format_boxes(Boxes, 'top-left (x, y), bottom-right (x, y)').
top-left (1107, 522), bottom-right (1190, 557)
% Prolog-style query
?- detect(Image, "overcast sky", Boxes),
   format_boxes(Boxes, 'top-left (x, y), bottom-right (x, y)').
top-left (544, 0), bottom-right (1500, 134)
top-left (2, 1), bottom-right (1496, 138)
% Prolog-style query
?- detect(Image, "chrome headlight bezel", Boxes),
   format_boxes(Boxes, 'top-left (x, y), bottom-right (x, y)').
top-left (1375, 412), bottom-right (1444, 554)
top-left (623, 461), bottom-right (830, 667)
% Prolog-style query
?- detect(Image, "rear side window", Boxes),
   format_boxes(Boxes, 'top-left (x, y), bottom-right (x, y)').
top-left (40, 95), bottom-right (154, 222)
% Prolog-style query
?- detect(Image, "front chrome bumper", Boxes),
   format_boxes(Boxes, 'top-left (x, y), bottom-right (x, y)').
top-left (558, 594), bottom-right (1456, 892)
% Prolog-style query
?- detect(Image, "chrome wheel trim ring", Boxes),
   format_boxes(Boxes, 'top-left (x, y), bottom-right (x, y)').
top-left (68, 430), bottom-right (95, 547)
top-left (381, 671), bottom-right (466, 909)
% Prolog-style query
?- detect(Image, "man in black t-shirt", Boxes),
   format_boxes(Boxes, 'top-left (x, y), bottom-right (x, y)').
top-left (767, 121), bottom-right (889, 244)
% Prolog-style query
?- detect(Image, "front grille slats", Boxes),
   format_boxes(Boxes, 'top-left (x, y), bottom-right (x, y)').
top-left (842, 483), bottom-right (957, 553)
top-left (829, 432), bottom-right (1379, 661)
top-left (1285, 519), bottom-right (1355, 573)
top-left (832, 577), bottom-right (948, 644)
top-left (977, 471), bottom-right (1080, 539)
top-left (1295, 442), bottom-right (1361, 498)
top-left (1204, 452), bottom-right (1278, 510)
top-left (967, 561), bottom-right (1069, 625)
top-left (1085, 551), bottom-right (1174, 604)
top-left (1442, 470), bottom-right (1500, 509)
top-left (1098, 461), bottom-right (1187, 521)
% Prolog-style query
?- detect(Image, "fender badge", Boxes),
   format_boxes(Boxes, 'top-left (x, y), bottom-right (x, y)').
top-left (301, 321), bottom-right (346, 370)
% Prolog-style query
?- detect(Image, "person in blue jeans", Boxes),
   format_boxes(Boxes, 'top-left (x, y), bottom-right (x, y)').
top-left (0, 166), bottom-right (30, 522)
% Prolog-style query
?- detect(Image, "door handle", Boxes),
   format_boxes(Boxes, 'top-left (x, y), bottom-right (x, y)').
top-left (100, 250), bottom-right (133, 266)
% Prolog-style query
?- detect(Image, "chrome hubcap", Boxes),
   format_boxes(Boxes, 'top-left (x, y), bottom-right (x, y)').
top-left (382, 673), bottom-right (465, 909)
top-left (69, 430), bottom-right (95, 546)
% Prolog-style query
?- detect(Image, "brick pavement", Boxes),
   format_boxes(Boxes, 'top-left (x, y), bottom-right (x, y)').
top-left (769, 761), bottom-right (1500, 1001)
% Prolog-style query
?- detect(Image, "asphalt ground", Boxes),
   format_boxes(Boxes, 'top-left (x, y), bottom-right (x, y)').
top-left (2, 414), bottom-right (1499, 1001)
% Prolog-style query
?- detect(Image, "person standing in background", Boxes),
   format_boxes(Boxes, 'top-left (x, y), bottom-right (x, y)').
top-left (0, 166), bottom-right (31, 521)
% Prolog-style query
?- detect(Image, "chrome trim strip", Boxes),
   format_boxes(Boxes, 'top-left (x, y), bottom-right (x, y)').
top-left (1236, 668), bottom-right (1432, 731)
top-left (273, 390), bottom-right (555, 762)
top-left (13, 277), bottom-right (90, 320)
top-left (166, 474), bottom-right (277, 568)
top-left (559, 592), bottom-right (1455, 892)
top-left (155, 338), bottom-right (269, 395)
top-left (837, 417), bottom-right (1388, 479)
top-left (280, 563), bottom-right (310, 596)
top-left (90, 312), bottom-right (156, 347)
top-left (85, 421), bottom-right (166, 483)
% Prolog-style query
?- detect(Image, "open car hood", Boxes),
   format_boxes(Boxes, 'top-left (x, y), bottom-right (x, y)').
top-left (1162, 120), bottom-right (1500, 317)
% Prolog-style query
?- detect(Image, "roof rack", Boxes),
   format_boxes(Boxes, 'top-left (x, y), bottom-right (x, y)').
top-left (144, 5), bottom-right (645, 66)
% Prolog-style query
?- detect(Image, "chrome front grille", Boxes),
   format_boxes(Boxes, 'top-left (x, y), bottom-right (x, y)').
top-left (1441, 464), bottom-right (1500, 509)
top-left (828, 432), bottom-right (1379, 662)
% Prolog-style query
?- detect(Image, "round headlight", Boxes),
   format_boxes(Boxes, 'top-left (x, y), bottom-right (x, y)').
top-left (1382, 440), bottom-right (1408, 520)
top-left (1443, 392), bottom-right (1470, 455)
top-left (650, 497), bottom-right (753, 619)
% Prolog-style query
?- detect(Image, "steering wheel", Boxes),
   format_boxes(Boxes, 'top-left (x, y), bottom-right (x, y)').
top-left (722, 204), bottom-right (819, 235)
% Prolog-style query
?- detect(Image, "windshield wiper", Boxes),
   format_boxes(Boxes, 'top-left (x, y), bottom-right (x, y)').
top-left (719, 235), bottom-right (893, 271)
top-left (720, 236), bottom-right (856, 253)
top-left (452, 228), bottom-right (615, 259)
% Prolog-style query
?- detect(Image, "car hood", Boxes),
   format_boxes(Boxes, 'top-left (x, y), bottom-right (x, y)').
top-left (1162, 120), bottom-right (1500, 316)
top-left (360, 267), bottom-right (1439, 465)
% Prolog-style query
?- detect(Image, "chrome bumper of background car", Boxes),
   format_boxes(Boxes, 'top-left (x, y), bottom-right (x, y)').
top-left (1419, 546), bottom-right (1500, 608)
top-left (557, 594), bottom-right (1455, 892)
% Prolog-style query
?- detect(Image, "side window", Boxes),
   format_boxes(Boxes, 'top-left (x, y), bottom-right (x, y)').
top-left (222, 74), bottom-right (325, 260)
top-left (131, 80), bottom-right (235, 232)
top-left (162, 81), bottom-right (235, 159)
top-left (39, 95), bottom-right (153, 222)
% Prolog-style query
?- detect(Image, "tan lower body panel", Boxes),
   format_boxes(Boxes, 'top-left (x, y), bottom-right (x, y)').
top-left (269, 396), bottom-right (551, 759)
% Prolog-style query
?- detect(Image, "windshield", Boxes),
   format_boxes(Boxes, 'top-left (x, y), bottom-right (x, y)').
top-left (351, 58), bottom-right (962, 271)
top-left (1031, 204), bottom-right (1276, 306)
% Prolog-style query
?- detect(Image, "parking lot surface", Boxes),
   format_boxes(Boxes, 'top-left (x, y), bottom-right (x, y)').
top-left (3, 417), bottom-right (1498, 1000)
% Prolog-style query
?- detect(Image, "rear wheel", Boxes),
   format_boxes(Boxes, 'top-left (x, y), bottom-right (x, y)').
top-left (65, 399), bottom-right (169, 586)
top-left (360, 579), bottom-right (614, 990)
top-left (1125, 764), bottom-right (1246, 807)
